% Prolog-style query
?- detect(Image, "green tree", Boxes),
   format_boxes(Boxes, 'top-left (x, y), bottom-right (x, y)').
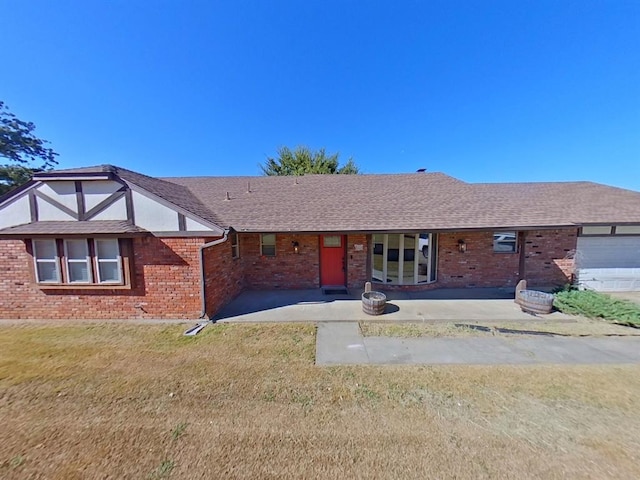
top-left (0, 101), bottom-right (58, 195)
top-left (260, 146), bottom-right (359, 176)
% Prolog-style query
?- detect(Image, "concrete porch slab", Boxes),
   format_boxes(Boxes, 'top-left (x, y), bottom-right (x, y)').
top-left (212, 288), bottom-right (576, 323)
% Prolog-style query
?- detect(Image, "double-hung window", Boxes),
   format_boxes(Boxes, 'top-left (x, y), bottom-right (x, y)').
top-left (95, 239), bottom-right (122, 283)
top-left (33, 239), bottom-right (61, 283)
top-left (261, 234), bottom-right (276, 257)
top-left (32, 238), bottom-right (125, 286)
top-left (64, 239), bottom-right (92, 283)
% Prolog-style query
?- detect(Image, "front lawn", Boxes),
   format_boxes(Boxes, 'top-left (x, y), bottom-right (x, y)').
top-left (1, 322), bottom-right (640, 479)
top-left (554, 290), bottom-right (640, 327)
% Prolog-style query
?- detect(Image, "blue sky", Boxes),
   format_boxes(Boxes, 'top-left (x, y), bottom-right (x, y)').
top-left (2, 1), bottom-right (639, 189)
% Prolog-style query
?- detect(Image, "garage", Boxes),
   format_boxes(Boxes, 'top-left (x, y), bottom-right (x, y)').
top-left (576, 234), bottom-right (640, 291)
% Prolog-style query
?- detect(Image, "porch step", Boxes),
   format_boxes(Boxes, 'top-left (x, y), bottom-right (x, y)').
top-left (322, 286), bottom-right (349, 295)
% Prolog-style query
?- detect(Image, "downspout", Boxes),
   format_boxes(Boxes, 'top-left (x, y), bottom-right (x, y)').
top-left (199, 229), bottom-right (230, 319)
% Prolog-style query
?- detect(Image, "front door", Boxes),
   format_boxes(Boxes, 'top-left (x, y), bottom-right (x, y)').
top-left (320, 235), bottom-right (346, 286)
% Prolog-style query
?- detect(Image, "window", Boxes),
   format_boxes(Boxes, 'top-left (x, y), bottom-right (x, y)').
top-left (493, 232), bottom-right (517, 253)
top-left (64, 239), bottom-right (92, 283)
top-left (261, 234), bottom-right (276, 256)
top-left (33, 239), bottom-right (61, 283)
top-left (230, 233), bottom-right (239, 259)
top-left (372, 233), bottom-right (437, 285)
top-left (32, 238), bottom-right (126, 286)
top-left (323, 235), bottom-right (342, 248)
top-left (95, 239), bottom-right (122, 283)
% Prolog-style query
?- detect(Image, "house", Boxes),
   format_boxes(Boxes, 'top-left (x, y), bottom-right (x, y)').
top-left (1, 164), bottom-right (639, 320)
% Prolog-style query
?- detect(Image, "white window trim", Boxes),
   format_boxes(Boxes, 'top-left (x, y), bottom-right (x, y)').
top-left (372, 233), bottom-right (437, 285)
top-left (95, 238), bottom-right (123, 284)
top-left (64, 239), bottom-right (93, 284)
top-left (32, 238), bottom-right (125, 286)
top-left (33, 239), bottom-right (61, 283)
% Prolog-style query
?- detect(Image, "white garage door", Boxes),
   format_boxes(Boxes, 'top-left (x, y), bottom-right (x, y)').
top-left (576, 236), bottom-right (640, 291)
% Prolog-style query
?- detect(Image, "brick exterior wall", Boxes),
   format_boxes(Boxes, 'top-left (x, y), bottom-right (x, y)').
top-left (438, 232), bottom-right (521, 288)
top-left (202, 239), bottom-right (244, 317)
top-left (0, 237), bottom-right (211, 320)
top-left (522, 229), bottom-right (577, 287)
top-left (241, 233), bottom-right (320, 289)
top-left (346, 234), bottom-right (368, 289)
top-left (376, 229), bottom-right (577, 290)
top-left (0, 228), bottom-right (578, 320)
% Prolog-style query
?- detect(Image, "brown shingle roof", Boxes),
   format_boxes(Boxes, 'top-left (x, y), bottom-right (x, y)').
top-left (0, 221), bottom-right (146, 236)
top-left (165, 173), bottom-right (640, 232)
top-left (27, 165), bottom-right (640, 233)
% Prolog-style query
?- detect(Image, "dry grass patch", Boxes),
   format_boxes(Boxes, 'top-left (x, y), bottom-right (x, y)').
top-left (1, 322), bottom-right (640, 479)
top-left (361, 317), bottom-right (640, 338)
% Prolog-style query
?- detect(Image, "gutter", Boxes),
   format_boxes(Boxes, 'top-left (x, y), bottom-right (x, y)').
top-left (199, 229), bottom-right (230, 319)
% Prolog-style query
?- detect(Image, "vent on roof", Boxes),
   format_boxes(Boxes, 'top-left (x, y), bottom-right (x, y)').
top-left (416, 168), bottom-right (426, 173)
top-left (225, 192), bottom-right (230, 201)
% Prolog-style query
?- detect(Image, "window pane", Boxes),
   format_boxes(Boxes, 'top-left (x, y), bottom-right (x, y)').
top-left (262, 234), bottom-right (275, 245)
top-left (323, 236), bottom-right (341, 247)
top-left (34, 240), bottom-right (57, 260)
top-left (261, 234), bottom-right (276, 256)
top-left (66, 239), bottom-right (89, 259)
top-left (37, 262), bottom-right (59, 282)
top-left (493, 232), bottom-right (517, 252)
top-left (386, 234), bottom-right (400, 284)
top-left (68, 261), bottom-right (90, 282)
top-left (96, 239), bottom-right (119, 260)
top-left (372, 234), bottom-right (384, 282)
top-left (98, 262), bottom-right (120, 283)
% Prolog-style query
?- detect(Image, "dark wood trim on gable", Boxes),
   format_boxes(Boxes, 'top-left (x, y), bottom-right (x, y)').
top-left (124, 189), bottom-right (135, 223)
top-left (29, 191), bottom-right (39, 222)
top-left (75, 181), bottom-right (86, 220)
top-left (34, 190), bottom-right (79, 220)
top-left (84, 189), bottom-right (127, 220)
top-left (178, 213), bottom-right (186, 231)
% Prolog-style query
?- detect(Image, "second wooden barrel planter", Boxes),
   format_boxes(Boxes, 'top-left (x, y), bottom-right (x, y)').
top-left (517, 290), bottom-right (554, 314)
top-left (362, 291), bottom-right (387, 315)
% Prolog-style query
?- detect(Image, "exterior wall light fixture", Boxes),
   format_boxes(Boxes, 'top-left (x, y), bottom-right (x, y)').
top-left (292, 241), bottom-right (300, 254)
top-left (457, 239), bottom-right (467, 253)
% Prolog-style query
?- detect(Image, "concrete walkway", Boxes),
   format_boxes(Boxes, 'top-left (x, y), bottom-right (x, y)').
top-left (316, 322), bottom-right (640, 365)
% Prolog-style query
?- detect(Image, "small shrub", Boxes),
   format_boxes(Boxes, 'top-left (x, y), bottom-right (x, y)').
top-left (554, 290), bottom-right (640, 327)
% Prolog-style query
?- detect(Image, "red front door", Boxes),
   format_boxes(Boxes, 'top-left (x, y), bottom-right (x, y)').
top-left (320, 235), bottom-right (346, 286)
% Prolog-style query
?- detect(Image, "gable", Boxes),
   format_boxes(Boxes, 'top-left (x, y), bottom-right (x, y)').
top-left (0, 176), bottom-right (224, 236)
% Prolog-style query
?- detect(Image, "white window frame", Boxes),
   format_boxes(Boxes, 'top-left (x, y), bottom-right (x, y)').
top-left (261, 234), bottom-right (276, 257)
top-left (230, 232), bottom-right (240, 259)
top-left (64, 239), bottom-right (93, 284)
top-left (32, 238), bottom-right (125, 286)
top-left (95, 238), bottom-right (123, 284)
top-left (33, 239), bottom-right (61, 283)
top-left (372, 233), bottom-right (437, 285)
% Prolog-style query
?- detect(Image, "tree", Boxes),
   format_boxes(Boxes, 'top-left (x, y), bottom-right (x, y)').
top-left (0, 101), bottom-right (58, 195)
top-left (260, 146), bottom-right (359, 176)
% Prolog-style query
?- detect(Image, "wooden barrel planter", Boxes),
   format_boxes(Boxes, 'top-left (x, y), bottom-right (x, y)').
top-left (362, 291), bottom-right (387, 315)
top-left (517, 290), bottom-right (554, 314)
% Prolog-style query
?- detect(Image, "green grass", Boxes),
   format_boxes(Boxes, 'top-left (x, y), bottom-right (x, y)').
top-left (554, 290), bottom-right (640, 327)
